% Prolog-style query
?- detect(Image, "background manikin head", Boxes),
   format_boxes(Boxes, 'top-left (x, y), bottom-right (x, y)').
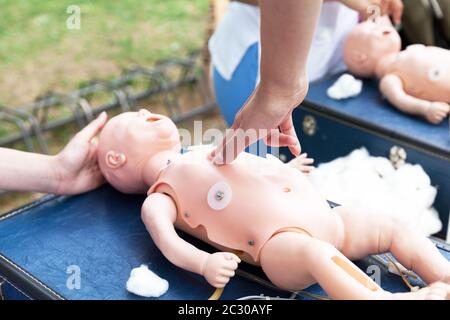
top-left (344, 16), bottom-right (402, 78)
top-left (98, 110), bottom-right (181, 194)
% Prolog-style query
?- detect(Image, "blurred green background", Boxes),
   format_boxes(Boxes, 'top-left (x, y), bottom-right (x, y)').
top-left (0, 0), bottom-right (208, 107)
top-left (0, 0), bottom-right (221, 213)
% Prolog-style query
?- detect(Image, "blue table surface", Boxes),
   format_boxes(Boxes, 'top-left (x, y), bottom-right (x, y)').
top-left (0, 185), bottom-right (449, 300)
top-left (305, 76), bottom-right (450, 155)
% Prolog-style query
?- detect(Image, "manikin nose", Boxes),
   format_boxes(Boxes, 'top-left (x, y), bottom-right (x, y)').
top-left (138, 109), bottom-right (151, 117)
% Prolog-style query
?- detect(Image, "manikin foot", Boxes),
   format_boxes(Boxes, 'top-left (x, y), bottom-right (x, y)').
top-left (389, 282), bottom-right (450, 300)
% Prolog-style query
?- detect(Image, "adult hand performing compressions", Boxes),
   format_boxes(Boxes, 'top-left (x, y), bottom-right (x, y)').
top-left (209, 82), bottom-right (306, 165)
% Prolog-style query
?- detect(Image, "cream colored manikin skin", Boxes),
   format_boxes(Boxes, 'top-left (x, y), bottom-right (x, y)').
top-left (344, 16), bottom-right (450, 124)
top-left (98, 110), bottom-right (450, 300)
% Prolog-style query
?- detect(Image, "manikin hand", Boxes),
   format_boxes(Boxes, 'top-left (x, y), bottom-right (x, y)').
top-left (424, 102), bottom-right (450, 125)
top-left (202, 252), bottom-right (241, 288)
top-left (54, 112), bottom-right (108, 194)
top-left (288, 153), bottom-right (315, 175)
top-left (210, 83), bottom-right (306, 165)
top-left (340, 0), bottom-right (404, 25)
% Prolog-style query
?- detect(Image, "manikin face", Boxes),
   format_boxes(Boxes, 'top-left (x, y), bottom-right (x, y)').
top-left (98, 109), bottom-right (181, 194)
top-left (344, 17), bottom-right (402, 77)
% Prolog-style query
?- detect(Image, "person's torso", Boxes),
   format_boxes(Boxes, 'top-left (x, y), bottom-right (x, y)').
top-left (209, 2), bottom-right (359, 82)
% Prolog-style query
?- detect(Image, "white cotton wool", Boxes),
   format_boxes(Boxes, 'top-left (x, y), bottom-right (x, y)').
top-left (327, 73), bottom-right (363, 100)
top-left (309, 148), bottom-right (442, 235)
top-left (126, 264), bottom-right (169, 298)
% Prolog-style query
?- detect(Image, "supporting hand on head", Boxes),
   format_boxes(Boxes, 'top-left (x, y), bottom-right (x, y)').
top-left (53, 111), bottom-right (108, 194)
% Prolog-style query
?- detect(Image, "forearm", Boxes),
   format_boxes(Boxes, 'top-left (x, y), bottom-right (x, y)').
top-left (151, 224), bottom-right (209, 276)
top-left (142, 198), bottom-right (209, 275)
top-left (389, 94), bottom-right (429, 117)
top-left (259, 0), bottom-right (322, 94)
top-left (0, 148), bottom-right (59, 193)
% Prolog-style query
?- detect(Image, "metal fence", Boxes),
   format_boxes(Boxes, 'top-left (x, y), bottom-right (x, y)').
top-left (0, 50), bottom-right (216, 154)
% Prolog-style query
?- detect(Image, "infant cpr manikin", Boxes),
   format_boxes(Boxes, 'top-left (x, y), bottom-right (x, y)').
top-left (344, 17), bottom-right (450, 124)
top-left (98, 110), bottom-right (450, 300)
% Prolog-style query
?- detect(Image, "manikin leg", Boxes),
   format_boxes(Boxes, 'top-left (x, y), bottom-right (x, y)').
top-left (259, 231), bottom-right (450, 300)
top-left (334, 206), bottom-right (450, 285)
top-left (260, 232), bottom-right (386, 300)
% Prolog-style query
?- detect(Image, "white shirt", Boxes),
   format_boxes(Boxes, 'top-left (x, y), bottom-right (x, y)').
top-left (209, 2), bottom-right (359, 83)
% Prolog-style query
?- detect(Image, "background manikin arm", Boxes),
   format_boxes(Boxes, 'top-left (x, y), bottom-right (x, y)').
top-left (379, 74), bottom-right (450, 124)
top-left (141, 193), bottom-right (241, 288)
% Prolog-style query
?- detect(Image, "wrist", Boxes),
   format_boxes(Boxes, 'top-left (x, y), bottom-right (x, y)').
top-left (200, 252), bottom-right (210, 276)
top-left (49, 154), bottom-right (68, 194)
top-left (257, 75), bottom-right (309, 110)
top-left (419, 101), bottom-right (432, 116)
top-left (259, 74), bottom-right (308, 98)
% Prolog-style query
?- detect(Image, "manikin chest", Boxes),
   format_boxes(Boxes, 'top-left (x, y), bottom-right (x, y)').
top-left (148, 150), bottom-right (339, 262)
top-left (386, 46), bottom-right (450, 102)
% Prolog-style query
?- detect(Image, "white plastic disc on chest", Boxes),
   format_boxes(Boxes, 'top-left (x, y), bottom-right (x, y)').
top-left (207, 181), bottom-right (232, 211)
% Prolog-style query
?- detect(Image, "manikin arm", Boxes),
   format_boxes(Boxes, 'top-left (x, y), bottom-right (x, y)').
top-left (379, 74), bottom-right (450, 124)
top-left (288, 153), bottom-right (314, 175)
top-left (141, 193), bottom-right (241, 288)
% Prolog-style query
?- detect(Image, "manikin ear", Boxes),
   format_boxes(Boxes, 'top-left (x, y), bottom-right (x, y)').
top-left (105, 150), bottom-right (127, 169)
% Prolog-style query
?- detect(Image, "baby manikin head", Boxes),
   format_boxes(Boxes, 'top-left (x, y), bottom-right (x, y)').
top-left (344, 16), bottom-right (401, 78)
top-left (98, 110), bottom-right (181, 194)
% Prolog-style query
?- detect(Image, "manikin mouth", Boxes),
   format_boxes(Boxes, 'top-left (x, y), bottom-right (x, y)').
top-left (382, 29), bottom-right (392, 36)
top-left (146, 115), bottom-right (163, 123)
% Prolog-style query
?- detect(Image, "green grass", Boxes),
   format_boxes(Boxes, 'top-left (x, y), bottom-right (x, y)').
top-left (0, 0), bottom-right (213, 213)
top-left (0, 0), bottom-right (208, 106)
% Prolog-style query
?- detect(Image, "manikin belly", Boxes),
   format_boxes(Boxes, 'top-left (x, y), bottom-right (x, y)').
top-left (402, 75), bottom-right (450, 103)
top-left (157, 182), bottom-right (344, 265)
top-left (174, 208), bottom-right (344, 266)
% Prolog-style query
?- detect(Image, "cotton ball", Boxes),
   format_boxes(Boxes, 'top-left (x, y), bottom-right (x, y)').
top-left (391, 165), bottom-right (436, 208)
top-left (327, 74), bottom-right (363, 100)
top-left (393, 165), bottom-right (431, 190)
top-left (346, 148), bottom-right (370, 167)
top-left (369, 157), bottom-right (395, 178)
top-left (126, 264), bottom-right (169, 298)
top-left (309, 147), bottom-right (442, 236)
top-left (417, 208), bottom-right (443, 236)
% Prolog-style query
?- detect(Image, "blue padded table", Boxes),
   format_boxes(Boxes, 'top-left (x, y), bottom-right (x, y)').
top-left (0, 185), bottom-right (449, 300)
top-left (306, 76), bottom-right (450, 156)
top-left (286, 75), bottom-right (450, 239)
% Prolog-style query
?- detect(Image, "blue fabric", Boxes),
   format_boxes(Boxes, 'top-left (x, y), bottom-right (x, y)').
top-left (213, 42), bottom-right (259, 126)
top-left (1, 185), bottom-right (448, 300)
top-left (0, 186), bottom-right (289, 300)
